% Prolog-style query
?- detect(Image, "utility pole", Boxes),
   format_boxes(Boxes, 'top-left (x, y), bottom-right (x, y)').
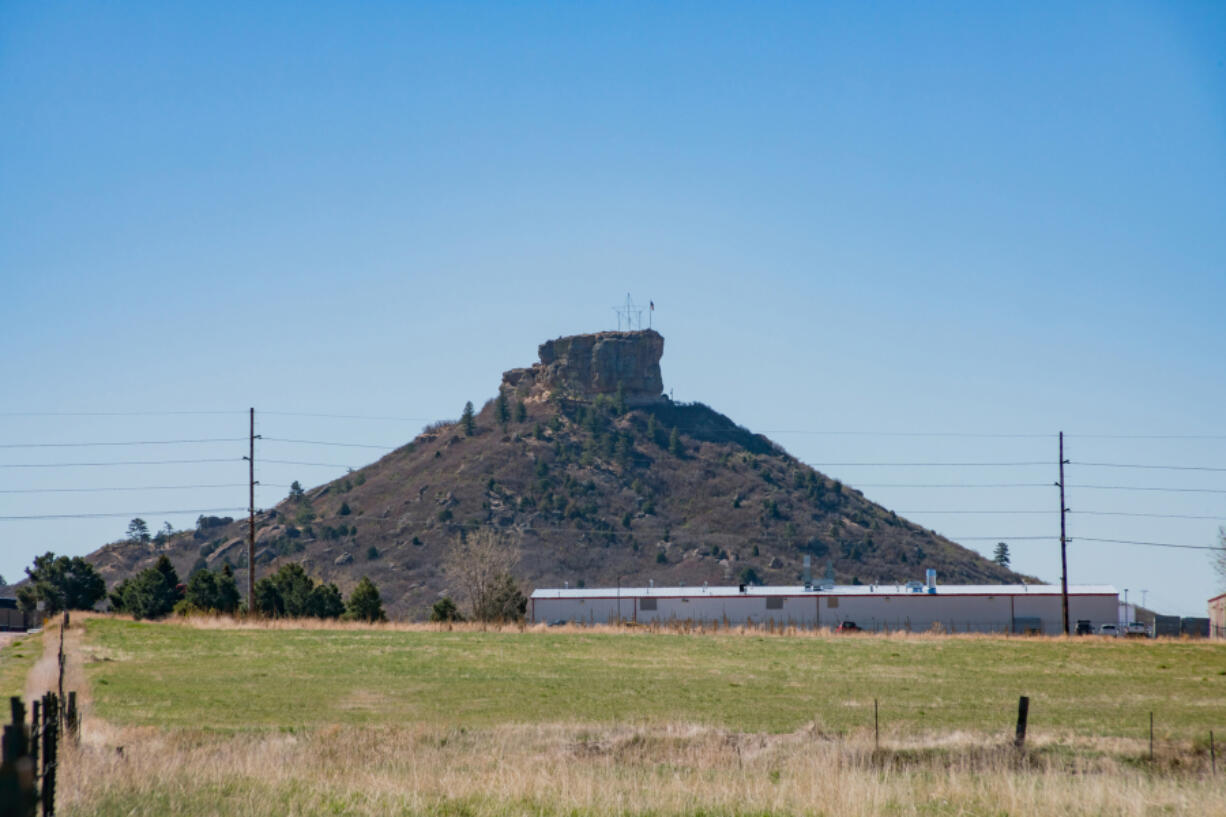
top-left (1058, 431), bottom-right (1070, 635)
top-left (243, 407), bottom-right (259, 615)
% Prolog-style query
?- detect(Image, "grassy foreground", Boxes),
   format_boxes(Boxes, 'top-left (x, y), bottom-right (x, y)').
top-left (0, 632), bottom-right (42, 698)
top-left (60, 618), bottom-right (1226, 817)
top-left (80, 618), bottom-right (1226, 739)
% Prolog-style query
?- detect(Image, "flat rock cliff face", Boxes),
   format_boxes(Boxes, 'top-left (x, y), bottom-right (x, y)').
top-left (502, 330), bottom-right (665, 405)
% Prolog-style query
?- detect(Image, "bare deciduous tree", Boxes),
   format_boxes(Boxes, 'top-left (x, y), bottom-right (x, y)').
top-left (444, 529), bottom-right (524, 621)
top-left (1214, 526), bottom-right (1226, 590)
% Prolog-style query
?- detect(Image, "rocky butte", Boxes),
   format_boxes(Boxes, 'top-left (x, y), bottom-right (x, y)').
top-left (501, 329), bottom-right (665, 406)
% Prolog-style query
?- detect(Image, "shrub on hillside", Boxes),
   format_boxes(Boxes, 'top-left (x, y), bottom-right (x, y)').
top-left (430, 597), bottom-right (463, 623)
top-left (345, 577), bottom-right (387, 623)
top-left (111, 555), bottom-right (182, 620)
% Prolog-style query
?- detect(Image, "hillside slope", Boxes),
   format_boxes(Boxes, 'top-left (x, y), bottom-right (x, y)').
top-left (87, 332), bottom-right (1031, 618)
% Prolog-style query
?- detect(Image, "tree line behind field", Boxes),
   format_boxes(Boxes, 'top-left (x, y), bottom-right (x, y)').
top-left (13, 551), bottom-right (388, 623)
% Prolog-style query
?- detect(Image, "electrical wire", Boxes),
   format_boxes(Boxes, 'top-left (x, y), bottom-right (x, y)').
top-left (260, 459), bottom-right (355, 468)
top-left (0, 458), bottom-right (239, 468)
top-left (261, 411), bottom-right (435, 422)
top-left (0, 410), bottom-right (243, 417)
top-left (1071, 461), bottom-right (1226, 473)
top-left (0, 508), bottom-right (247, 521)
top-left (762, 430), bottom-right (1053, 438)
top-left (1076, 537), bottom-right (1220, 552)
top-left (810, 462), bottom-right (1051, 467)
top-left (1066, 484), bottom-right (1226, 494)
top-left (0, 438), bottom-right (246, 449)
top-left (262, 437), bottom-right (398, 450)
top-left (1071, 510), bottom-right (1226, 521)
top-left (0, 484), bottom-right (248, 494)
top-left (849, 483), bottom-right (1053, 489)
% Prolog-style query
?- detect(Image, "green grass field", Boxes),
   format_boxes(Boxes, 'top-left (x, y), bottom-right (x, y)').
top-left (82, 618), bottom-right (1226, 740)
top-left (0, 632), bottom-right (42, 698)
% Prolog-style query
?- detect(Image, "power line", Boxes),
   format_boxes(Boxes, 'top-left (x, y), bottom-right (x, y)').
top-left (0, 458), bottom-right (238, 468)
top-left (811, 462), bottom-right (1051, 467)
top-left (0, 484), bottom-right (248, 494)
top-left (1072, 461), bottom-right (1226, 473)
top-left (1066, 484), bottom-right (1226, 494)
top-left (0, 410), bottom-right (243, 417)
top-left (261, 459), bottom-right (354, 468)
top-left (262, 437), bottom-right (398, 450)
top-left (0, 438), bottom-right (246, 449)
top-left (1071, 510), bottom-right (1226, 521)
top-left (850, 483), bottom-right (1053, 489)
top-left (261, 411), bottom-right (435, 422)
top-left (0, 507), bottom-right (247, 521)
top-left (1076, 536), bottom-right (1220, 552)
top-left (763, 430), bottom-right (1053, 439)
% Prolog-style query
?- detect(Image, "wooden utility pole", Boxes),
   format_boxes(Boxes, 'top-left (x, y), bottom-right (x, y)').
top-left (1058, 431), bottom-right (1070, 636)
top-left (247, 408), bottom-right (256, 614)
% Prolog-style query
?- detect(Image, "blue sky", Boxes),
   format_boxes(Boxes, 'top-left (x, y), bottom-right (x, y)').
top-left (2, 2), bottom-right (1224, 616)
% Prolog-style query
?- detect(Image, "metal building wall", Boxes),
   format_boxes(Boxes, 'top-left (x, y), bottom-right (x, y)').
top-left (532, 591), bottom-right (1119, 633)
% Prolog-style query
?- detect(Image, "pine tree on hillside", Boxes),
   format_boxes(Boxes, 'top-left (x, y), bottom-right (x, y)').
top-left (496, 391), bottom-right (510, 428)
top-left (461, 401), bottom-right (476, 436)
top-left (993, 542), bottom-right (1011, 568)
top-left (345, 577), bottom-right (387, 622)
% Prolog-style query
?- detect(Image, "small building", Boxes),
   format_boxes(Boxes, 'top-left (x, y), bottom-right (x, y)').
top-left (0, 596), bottom-right (30, 632)
top-left (1210, 593), bottom-right (1226, 640)
top-left (530, 580), bottom-right (1119, 636)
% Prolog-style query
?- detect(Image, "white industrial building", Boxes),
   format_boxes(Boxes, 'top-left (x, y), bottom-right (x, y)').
top-left (530, 575), bottom-right (1119, 635)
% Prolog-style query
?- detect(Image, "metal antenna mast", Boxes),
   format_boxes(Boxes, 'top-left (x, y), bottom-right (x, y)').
top-left (613, 293), bottom-right (644, 331)
top-left (1058, 430), bottom-right (1070, 635)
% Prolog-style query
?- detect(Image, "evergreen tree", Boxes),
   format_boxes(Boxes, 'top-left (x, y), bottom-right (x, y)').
top-left (993, 542), bottom-right (1011, 568)
top-left (514, 400), bottom-right (527, 423)
top-left (288, 481), bottom-right (305, 502)
top-left (496, 390), bottom-right (510, 427)
top-left (126, 517), bottom-right (151, 543)
top-left (253, 577), bottom-right (285, 617)
top-left (306, 583), bottom-right (345, 619)
top-left (216, 564), bottom-right (241, 613)
top-left (115, 555), bottom-right (182, 620)
top-left (430, 597), bottom-right (463, 622)
top-left (183, 569), bottom-right (220, 611)
top-left (668, 427), bottom-right (683, 457)
top-left (345, 577), bottom-right (387, 622)
top-left (461, 401), bottom-right (476, 436)
top-left (16, 552), bottom-right (107, 615)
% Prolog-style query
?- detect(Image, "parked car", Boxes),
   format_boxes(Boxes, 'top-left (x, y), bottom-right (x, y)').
top-left (836, 621), bottom-right (860, 633)
top-left (1125, 622), bottom-right (1149, 638)
top-left (1098, 623), bottom-right (1120, 637)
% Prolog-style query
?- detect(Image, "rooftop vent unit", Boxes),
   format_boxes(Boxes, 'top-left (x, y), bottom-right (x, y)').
top-left (906, 581), bottom-right (924, 593)
top-left (926, 569), bottom-right (938, 594)
top-left (819, 559), bottom-right (835, 591)
top-left (803, 555), bottom-right (812, 590)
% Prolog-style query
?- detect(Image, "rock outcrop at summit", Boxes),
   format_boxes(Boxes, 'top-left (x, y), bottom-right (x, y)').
top-left (502, 329), bottom-right (665, 405)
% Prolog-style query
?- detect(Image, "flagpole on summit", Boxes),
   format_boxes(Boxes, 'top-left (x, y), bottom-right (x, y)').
top-left (649, 299), bottom-right (654, 329)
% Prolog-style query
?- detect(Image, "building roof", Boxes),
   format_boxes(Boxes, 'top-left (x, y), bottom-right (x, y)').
top-left (531, 583), bottom-right (1119, 600)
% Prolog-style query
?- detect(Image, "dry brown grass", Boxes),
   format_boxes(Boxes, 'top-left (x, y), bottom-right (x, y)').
top-left (52, 614), bottom-right (1226, 816)
top-left (59, 720), bottom-right (1226, 817)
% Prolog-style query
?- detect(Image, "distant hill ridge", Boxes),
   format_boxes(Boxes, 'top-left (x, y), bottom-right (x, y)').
top-left (87, 329), bottom-right (1030, 618)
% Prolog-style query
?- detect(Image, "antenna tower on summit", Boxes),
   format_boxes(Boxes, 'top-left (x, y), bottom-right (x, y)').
top-left (613, 293), bottom-right (649, 331)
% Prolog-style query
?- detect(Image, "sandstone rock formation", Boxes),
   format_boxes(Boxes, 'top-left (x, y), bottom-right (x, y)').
top-left (502, 329), bottom-right (664, 405)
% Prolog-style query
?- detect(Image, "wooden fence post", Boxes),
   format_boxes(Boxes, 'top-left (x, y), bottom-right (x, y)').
top-left (1211, 730), bottom-right (1216, 775)
top-left (1014, 696), bottom-right (1029, 748)
top-left (874, 698), bottom-right (879, 751)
